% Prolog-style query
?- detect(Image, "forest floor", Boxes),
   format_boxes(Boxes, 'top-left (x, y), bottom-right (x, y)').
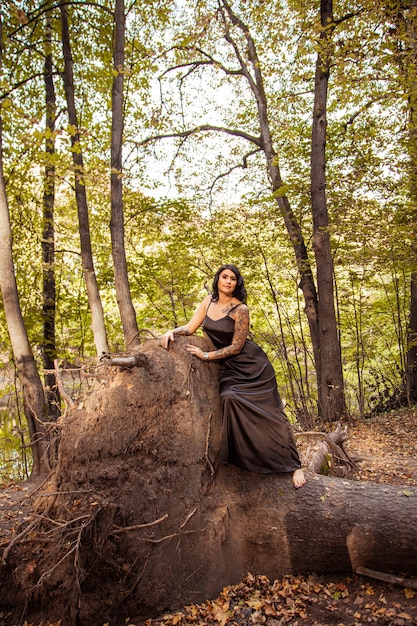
top-left (1, 407), bottom-right (417, 626)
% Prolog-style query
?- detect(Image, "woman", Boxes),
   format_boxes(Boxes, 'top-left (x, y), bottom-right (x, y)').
top-left (161, 264), bottom-right (306, 488)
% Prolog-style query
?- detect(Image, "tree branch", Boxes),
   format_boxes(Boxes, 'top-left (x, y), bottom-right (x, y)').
top-left (207, 148), bottom-right (262, 199)
top-left (160, 45), bottom-right (244, 78)
top-left (138, 125), bottom-right (262, 149)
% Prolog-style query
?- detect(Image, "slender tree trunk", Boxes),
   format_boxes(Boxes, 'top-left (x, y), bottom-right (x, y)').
top-left (110, 0), bottom-right (140, 350)
top-left (221, 0), bottom-right (322, 412)
top-left (0, 16), bottom-right (50, 477)
top-left (403, 2), bottom-right (417, 401)
top-left (42, 13), bottom-right (60, 422)
top-left (310, 0), bottom-right (346, 420)
top-left (59, 2), bottom-right (109, 356)
top-left (406, 272), bottom-right (417, 399)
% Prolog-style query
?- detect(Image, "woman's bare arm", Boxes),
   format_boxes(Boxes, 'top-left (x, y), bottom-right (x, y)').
top-left (160, 296), bottom-right (211, 349)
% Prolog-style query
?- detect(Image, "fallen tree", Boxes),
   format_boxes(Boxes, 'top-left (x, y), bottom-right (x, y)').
top-left (1, 337), bottom-right (417, 626)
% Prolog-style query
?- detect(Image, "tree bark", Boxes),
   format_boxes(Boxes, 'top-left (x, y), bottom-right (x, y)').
top-left (406, 271), bottom-right (417, 399)
top-left (310, 0), bottom-right (346, 420)
top-left (59, 2), bottom-right (109, 356)
top-left (5, 337), bottom-right (417, 625)
top-left (401, 1), bottom-right (417, 401)
top-left (42, 13), bottom-right (60, 422)
top-left (0, 18), bottom-right (50, 477)
top-left (110, 0), bottom-right (140, 350)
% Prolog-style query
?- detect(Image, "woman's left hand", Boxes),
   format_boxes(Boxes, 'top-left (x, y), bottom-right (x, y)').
top-left (185, 345), bottom-right (205, 360)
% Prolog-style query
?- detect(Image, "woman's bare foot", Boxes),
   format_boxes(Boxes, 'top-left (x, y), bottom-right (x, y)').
top-left (292, 468), bottom-right (306, 489)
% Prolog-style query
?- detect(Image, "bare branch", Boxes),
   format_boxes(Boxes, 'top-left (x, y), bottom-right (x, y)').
top-left (207, 147), bottom-right (262, 199)
top-left (159, 45), bottom-right (243, 78)
top-left (138, 125), bottom-right (262, 149)
top-left (216, 2), bottom-right (256, 94)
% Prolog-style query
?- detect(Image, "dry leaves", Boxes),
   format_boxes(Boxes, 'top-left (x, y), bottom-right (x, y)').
top-left (344, 408), bottom-right (417, 485)
top-left (145, 572), bottom-right (417, 626)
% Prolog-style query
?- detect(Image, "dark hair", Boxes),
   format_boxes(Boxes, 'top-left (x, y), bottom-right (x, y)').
top-left (211, 264), bottom-right (247, 303)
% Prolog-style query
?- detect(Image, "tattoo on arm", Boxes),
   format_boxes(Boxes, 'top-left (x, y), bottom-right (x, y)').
top-left (174, 326), bottom-right (190, 336)
top-left (210, 306), bottom-right (249, 359)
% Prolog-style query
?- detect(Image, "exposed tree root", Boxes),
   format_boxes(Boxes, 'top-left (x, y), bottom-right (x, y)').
top-left (356, 566), bottom-right (417, 590)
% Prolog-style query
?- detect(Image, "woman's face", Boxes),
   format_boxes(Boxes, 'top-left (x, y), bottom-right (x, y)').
top-left (217, 269), bottom-right (237, 295)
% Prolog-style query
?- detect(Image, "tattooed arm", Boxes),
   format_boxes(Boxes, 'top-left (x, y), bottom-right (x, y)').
top-left (185, 304), bottom-right (249, 361)
top-left (209, 304), bottom-right (249, 359)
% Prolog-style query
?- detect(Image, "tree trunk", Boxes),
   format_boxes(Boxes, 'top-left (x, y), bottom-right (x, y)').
top-left (0, 22), bottom-right (50, 476)
top-left (4, 337), bottom-right (417, 625)
top-left (310, 0), bottom-right (346, 420)
top-left (406, 271), bottom-right (417, 399)
top-left (220, 0), bottom-right (322, 412)
top-left (110, 0), bottom-right (140, 350)
top-left (401, 1), bottom-right (417, 401)
top-left (42, 13), bottom-right (60, 422)
top-left (59, 2), bottom-right (109, 356)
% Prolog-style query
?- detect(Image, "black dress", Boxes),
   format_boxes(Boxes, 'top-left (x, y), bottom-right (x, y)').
top-left (203, 303), bottom-right (302, 474)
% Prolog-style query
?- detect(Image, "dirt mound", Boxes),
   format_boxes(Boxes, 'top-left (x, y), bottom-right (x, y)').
top-left (1, 340), bottom-right (417, 626)
top-left (1, 338), bottom-right (223, 625)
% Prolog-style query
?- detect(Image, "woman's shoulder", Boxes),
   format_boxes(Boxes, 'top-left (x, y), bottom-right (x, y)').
top-left (197, 294), bottom-right (213, 314)
top-left (232, 298), bottom-right (247, 307)
top-left (230, 300), bottom-right (249, 314)
top-left (196, 294), bottom-right (212, 307)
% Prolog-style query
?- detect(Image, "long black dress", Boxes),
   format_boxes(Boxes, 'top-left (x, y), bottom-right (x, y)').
top-left (203, 303), bottom-right (302, 474)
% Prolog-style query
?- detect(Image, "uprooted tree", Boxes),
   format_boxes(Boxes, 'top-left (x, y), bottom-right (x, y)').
top-left (1, 337), bottom-right (417, 626)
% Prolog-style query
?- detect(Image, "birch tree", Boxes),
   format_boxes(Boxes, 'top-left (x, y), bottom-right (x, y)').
top-left (59, 1), bottom-right (109, 356)
top-left (110, 0), bottom-right (140, 350)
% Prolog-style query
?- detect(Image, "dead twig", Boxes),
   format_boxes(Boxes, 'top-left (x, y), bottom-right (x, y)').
top-left (40, 489), bottom-right (99, 497)
top-left (180, 507), bottom-right (197, 530)
top-left (138, 528), bottom-right (203, 544)
top-left (2, 518), bottom-right (41, 563)
top-left (356, 566), bottom-right (417, 590)
top-left (183, 563), bottom-right (204, 583)
top-left (202, 411), bottom-right (215, 476)
top-left (121, 552), bottom-right (151, 601)
top-left (112, 513), bottom-right (168, 535)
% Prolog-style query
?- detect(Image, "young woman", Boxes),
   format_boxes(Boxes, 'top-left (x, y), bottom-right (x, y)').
top-left (161, 264), bottom-right (306, 488)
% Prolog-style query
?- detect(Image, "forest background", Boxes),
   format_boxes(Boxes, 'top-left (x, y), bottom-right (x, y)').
top-left (1, 0), bottom-right (417, 481)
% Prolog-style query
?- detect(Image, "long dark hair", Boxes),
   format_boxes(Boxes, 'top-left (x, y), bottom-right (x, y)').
top-left (211, 264), bottom-right (247, 303)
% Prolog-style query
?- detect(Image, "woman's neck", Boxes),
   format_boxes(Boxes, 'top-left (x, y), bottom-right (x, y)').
top-left (217, 294), bottom-right (233, 306)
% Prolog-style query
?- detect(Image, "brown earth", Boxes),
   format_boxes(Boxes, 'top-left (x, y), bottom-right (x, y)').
top-left (1, 407), bottom-right (417, 626)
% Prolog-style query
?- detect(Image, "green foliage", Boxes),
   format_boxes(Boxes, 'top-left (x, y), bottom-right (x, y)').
top-left (0, 377), bottom-right (31, 484)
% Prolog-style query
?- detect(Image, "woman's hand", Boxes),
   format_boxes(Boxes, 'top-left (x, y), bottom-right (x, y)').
top-left (185, 345), bottom-right (206, 360)
top-left (161, 330), bottom-right (175, 350)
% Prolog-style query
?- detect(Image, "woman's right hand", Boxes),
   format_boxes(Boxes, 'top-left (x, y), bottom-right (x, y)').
top-left (161, 330), bottom-right (175, 350)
